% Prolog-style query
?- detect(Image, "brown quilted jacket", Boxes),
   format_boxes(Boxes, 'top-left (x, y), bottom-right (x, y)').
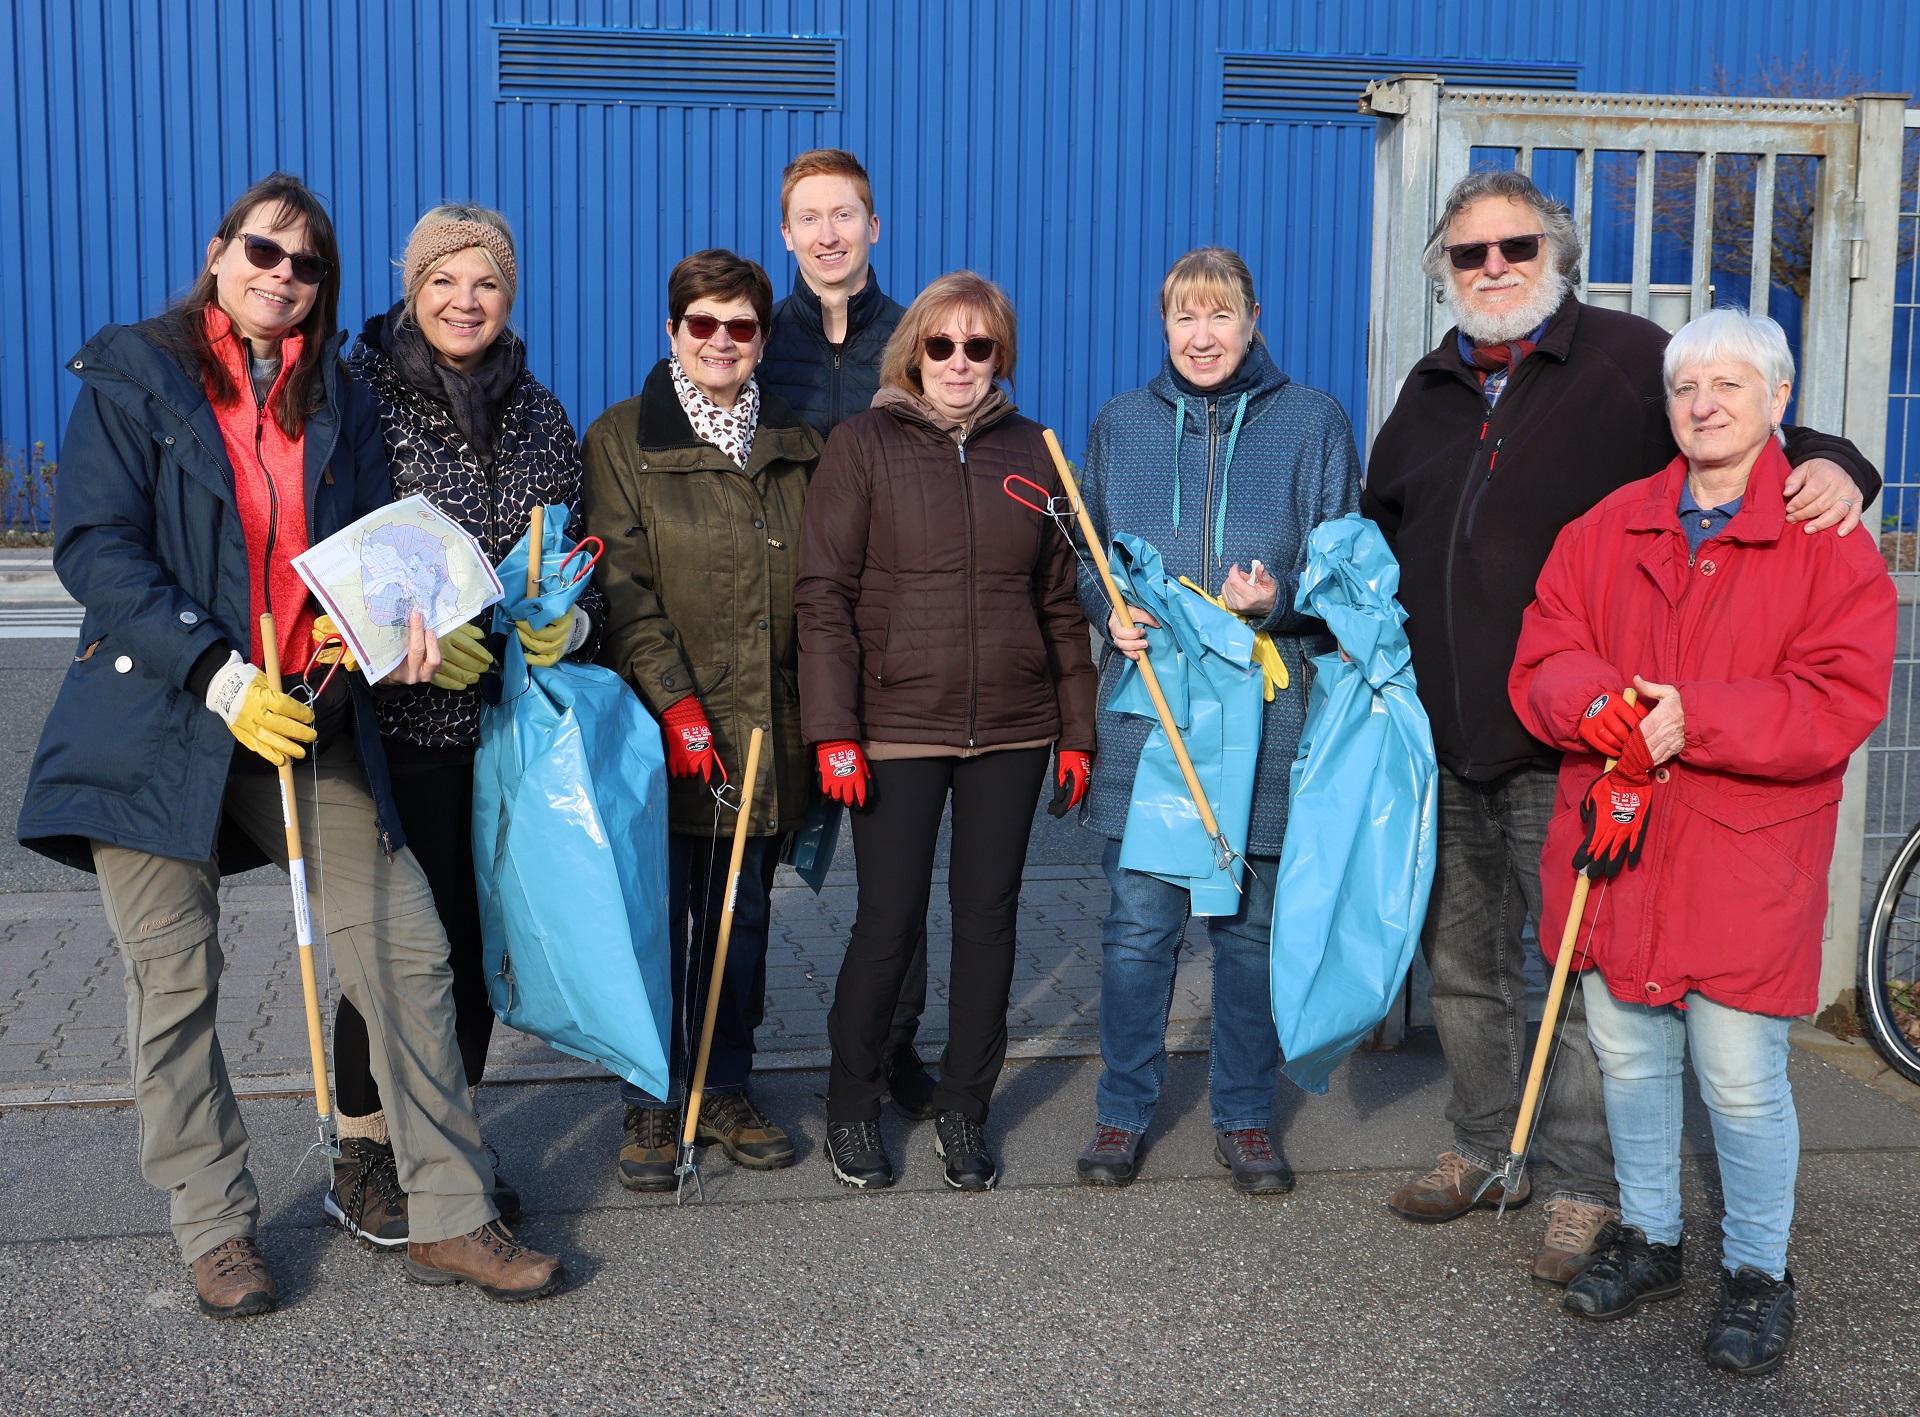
top-left (795, 394), bottom-right (1097, 754)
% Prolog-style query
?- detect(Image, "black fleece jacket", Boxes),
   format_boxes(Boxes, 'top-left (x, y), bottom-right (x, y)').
top-left (760, 270), bottom-right (907, 438)
top-left (1362, 296), bottom-right (1882, 781)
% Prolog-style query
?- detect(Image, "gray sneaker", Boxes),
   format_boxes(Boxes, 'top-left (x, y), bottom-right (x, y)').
top-left (1214, 1127), bottom-right (1295, 1194)
top-left (1076, 1123), bottom-right (1142, 1187)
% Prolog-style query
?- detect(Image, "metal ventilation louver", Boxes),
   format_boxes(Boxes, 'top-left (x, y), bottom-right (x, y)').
top-left (496, 26), bottom-right (840, 108)
top-left (1222, 53), bottom-right (1578, 121)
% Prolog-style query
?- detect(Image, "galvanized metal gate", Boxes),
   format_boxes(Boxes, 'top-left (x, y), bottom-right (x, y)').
top-left (1360, 76), bottom-right (1909, 1023)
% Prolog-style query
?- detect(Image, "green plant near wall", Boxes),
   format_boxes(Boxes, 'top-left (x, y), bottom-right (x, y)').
top-left (0, 441), bottom-right (57, 545)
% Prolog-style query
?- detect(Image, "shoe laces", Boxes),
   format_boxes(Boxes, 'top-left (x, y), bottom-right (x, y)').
top-left (341, 1141), bottom-right (405, 1220)
top-left (1089, 1124), bottom-right (1136, 1157)
top-left (1418, 1151), bottom-right (1476, 1192)
top-left (468, 1219), bottom-right (526, 1261)
top-left (832, 1119), bottom-right (884, 1155)
top-left (940, 1113), bottom-right (986, 1156)
top-left (1541, 1199), bottom-right (1613, 1253)
top-left (703, 1091), bottom-right (765, 1131)
top-left (1582, 1227), bottom-right (1639, 1282)
top-left (204, 1237), bottom-right (268, 1281)
top-left (1222, 1128), bottom-right (1274, 1163)
top-left (1719, 1269), bottom-right (1786, 1334)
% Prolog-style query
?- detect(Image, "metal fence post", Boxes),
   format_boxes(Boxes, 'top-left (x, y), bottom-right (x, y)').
top-left (1362, 75), bottom-right (1443, 455)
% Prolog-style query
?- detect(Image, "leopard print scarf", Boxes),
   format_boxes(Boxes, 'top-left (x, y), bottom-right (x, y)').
top-left (671, 358), bottom-right (760, 468)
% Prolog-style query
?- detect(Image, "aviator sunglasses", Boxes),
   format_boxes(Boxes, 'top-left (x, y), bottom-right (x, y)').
top-left (924, 335), bottom-right (998, 364)
top-left (239, 233), bottom-right (332, 285)
top-left (1443, 233), bottom-right (1545, 271)
top-left (681, 313), bottom-right (762, 342)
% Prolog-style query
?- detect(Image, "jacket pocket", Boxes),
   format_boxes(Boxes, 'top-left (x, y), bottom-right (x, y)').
top-left (1677, 775), bottom-right (1844, 885)
top-left (33, 642), bottom-right (176, 798)
top-left (692, 660), bottom-right (732, 698)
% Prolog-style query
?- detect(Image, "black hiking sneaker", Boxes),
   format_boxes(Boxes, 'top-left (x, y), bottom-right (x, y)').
top-left (697, 1091), bottom-right (797, 1169)
top-left (618, 1104), bottom-right (679, 1192)
top-left (825, 1119), bottom-right (894, 1190)
top-left (886, 1046), bottom-right (939, 1121)
top-left (1563, 1224), bottom-right (1684, 1321)
top-left (933, 1111), bottom-right (998, 1191)
top-left (324, 1137), bottom-right (409, 1250)
top-left (1703, 1266), bottom-right (1797, 1377)
top-left (1214, 1127), bottom-right (1296, 1194)
top-left (1076, 1124), bottom-right (1142, 1187)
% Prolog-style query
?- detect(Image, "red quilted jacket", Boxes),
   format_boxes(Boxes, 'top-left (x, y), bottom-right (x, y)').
top-left (1509, 441), bottom-right (1895, 1016)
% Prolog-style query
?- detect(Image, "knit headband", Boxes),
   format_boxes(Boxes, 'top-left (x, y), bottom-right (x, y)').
top-left (402, 219), bottom-right (518, 302)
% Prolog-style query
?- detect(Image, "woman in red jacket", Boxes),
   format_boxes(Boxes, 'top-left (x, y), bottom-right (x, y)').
top-left (1509, 308), bottom-right (1894, 1377)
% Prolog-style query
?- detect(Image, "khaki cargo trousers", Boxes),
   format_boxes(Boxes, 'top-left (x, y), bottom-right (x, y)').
top-left (92, 742), bottom-right (496, 1262)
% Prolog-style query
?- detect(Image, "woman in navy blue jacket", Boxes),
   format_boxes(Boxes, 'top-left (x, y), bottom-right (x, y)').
top-left (1072, 247), bottom-right (1362, 1194)
top-left (15, 173), bottom-right (562, 1317)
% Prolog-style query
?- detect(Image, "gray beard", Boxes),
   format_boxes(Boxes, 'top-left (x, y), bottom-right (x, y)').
top-left (1445, 270), bottom-right (1569, 345)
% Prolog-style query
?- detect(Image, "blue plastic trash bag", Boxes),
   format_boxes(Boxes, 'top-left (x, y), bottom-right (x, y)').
top-left (473, 506), bottom-right (672, 1095)
top-left (1270, 513), bottom-right (1438, 1094)
top-left (1107, 533), bottom-right (1265, 916)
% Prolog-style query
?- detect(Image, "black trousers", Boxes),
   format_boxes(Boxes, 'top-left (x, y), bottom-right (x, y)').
top-left (827, 748), bottom-right (1048, 1124)
top-left (334, 759), bottom-right (494, 1117)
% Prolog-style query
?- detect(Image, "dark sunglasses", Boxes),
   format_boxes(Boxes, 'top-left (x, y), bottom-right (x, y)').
top-left (1443, 233), bottom-right (1545, 271)
top-left (924, 336), bottom-right (998, 364)
top-left (681, 314), bottom-right (761, 342)
top-left (240, 232), bottom-right (332, 285)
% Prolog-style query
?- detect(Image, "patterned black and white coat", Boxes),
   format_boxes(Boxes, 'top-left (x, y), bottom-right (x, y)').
top-left (347, 323), bottom-right (604, 752)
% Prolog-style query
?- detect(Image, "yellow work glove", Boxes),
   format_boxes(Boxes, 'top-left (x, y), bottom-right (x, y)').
top-left (204, 652), bottom-right (317, 767)
top-left (311, 615), bottom-right (359, 673)
top-left (1177, 576), bottom-right (1290, 701)
top-left (433, 621), bottom-right (495, 691)
top-left (515, 609), bottom-right (575, 669)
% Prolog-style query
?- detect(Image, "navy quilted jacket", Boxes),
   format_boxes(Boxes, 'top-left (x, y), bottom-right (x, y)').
top-left (760, 271), bottom-right (906, 437)
top-left (1074, 342), bottom-right (1361, 855)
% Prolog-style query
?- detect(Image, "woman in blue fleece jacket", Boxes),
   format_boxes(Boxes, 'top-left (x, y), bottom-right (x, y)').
top-left (1072, 247), bottom-right (1361, 1193)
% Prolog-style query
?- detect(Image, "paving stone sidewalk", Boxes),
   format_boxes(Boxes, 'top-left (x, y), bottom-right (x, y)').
top-left (0, 863), bottom-right (1219, 1102)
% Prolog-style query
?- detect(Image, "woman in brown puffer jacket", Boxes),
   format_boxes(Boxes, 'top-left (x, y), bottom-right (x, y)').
top-left (796, 271), bottom-right (1098, 1193)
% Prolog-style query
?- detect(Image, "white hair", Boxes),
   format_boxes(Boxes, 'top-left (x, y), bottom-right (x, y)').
top-left (1663, 308), bottom-right (1794, 396)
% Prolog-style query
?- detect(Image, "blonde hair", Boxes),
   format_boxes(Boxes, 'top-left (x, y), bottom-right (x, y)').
top-left (880, 272), bottom-right (1019, 392)
top-left (399, 203), bottom-right (517, 328)
top-left (1159, 247), bottom-right (1258, 323)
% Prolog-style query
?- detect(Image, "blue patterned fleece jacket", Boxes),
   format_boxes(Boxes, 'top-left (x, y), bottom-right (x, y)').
top-left (1075, 342), bottom-right (1362, 856)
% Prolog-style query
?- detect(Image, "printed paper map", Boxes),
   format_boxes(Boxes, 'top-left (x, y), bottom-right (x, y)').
top-left (292, 495), bottom-right (503, 683)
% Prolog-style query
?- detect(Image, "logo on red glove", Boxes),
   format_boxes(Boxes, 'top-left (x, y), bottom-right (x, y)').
top-left (1585, 694), bottom-right (1611, 720)
top-left (825, 747), bottom-right (861, 779)
top-left (1608, 784), bottom-right (1644, 824)
top-left (676, 724), bottom-right (711, 754)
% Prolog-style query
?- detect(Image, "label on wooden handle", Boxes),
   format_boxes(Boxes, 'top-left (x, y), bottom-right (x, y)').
top-left (288, 857), bottom-right (313, 947)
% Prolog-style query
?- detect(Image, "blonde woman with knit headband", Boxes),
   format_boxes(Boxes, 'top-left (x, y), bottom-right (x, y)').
top-left (330, 203), bottom-right (604, 1247)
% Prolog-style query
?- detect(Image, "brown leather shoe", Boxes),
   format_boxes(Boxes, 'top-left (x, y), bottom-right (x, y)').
top-left (696, 1091), bottom-right (797, 1169)
top-left (405, 1220), bottom-right (565, 1302)
top-left (1532, 1198), bottom-right (1617, 1285)
top-left (191, 1236), bottom-right (277, 1319)
top-left (1386, 1150), bottom-right (1530, 1222)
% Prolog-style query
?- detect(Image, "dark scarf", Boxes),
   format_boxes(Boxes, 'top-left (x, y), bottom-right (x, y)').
top-left (373, 304), bottom-right (525, 463)
top-left (1168, 337), bottom-right (1275, 404)
top-left (1464, 337), bottom-right (1538, 386)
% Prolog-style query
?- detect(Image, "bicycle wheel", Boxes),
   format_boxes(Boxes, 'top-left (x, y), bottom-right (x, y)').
top-left (1861, 818), bottom-right (1920, 1086)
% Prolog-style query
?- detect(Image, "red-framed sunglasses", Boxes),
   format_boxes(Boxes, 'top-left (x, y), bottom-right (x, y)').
top-left (680, 313), bottom-right (762, 342)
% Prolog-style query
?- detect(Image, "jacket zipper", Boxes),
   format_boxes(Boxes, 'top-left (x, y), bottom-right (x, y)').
top-left (959, 437), bottom-right (979, 747)
top-left (1202, 403), bottom-right (1219, 592)
top-left (249, 345), bottom-right (281, 657)
top-left (1461, 436), bottom-right (1505, 541)
top-left (830, 347), bottom-right (843, 428)
top-left (1442, 414), bottom-right (1493, 773)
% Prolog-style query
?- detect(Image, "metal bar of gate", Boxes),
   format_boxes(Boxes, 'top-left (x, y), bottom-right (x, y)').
top-left (1751, 151), bottom-right (1776, 318)
top-left (1690, 152), bottom-right (1715, 320)
top-left (1630, 147), bottom-right (1656, 318)
top-left (1573, 146), bottom-right (1594, 303)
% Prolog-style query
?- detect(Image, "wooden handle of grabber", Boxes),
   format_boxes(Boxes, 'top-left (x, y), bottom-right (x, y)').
top-left (526, 505), bottom-right (545, 599)
top-left (1041, 428), bottom-right (1227, 845)
top-left (1507, 688), bottom-right (1638, 1160)
top-left (681, 726), bottom-right (766, 1149)
top-left (260, 613), bottom-right (333, 1121)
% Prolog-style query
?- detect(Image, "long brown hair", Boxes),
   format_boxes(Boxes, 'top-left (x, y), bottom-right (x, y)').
top-left (154, 172), bottom-right (341, 437)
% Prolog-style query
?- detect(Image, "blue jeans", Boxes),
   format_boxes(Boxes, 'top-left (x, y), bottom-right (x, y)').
top-left (1582, 975), bottom-right (1797, 1279)
top-left (1095, 839), bottom-right (1281, 1134)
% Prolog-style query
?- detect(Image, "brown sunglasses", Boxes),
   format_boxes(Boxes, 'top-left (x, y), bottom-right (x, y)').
top-left (681, 313), bottom-right (762, 342)
top-left (1443, 233), bottom-right (1545, 271)
top-left (240, 233), bottom-right (331, 285)
top-left (925, 335), bottom-right (998, 364)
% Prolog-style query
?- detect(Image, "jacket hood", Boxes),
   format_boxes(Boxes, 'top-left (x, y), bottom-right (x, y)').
top-left (633, 357), bottom-right (819, 465)
top-left (872, 382), bottom-right (1015, 441)
top-left (782, 267), bottom-right (896, 340)
top-left (1146, 337), bottom-right (1290, 411)
top-left (1143, 338), bottom-right (1290, 556)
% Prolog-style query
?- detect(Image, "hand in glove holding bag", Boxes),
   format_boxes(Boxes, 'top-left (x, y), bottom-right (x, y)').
top-left (1048, 750), bottom-right (1092, 818)
top-left (1575, 688), bottom-right (1649, 758)
top-left (1572, 726), bottom-right (1660, 878)
top-left (817, 740), bottom-right (870, 809)
top-left (515, 609), bottom-right (588, 669)
top-left (205, 653), bottom-right (317, 767)
top-left (661, 696), bottom-right (721, 782)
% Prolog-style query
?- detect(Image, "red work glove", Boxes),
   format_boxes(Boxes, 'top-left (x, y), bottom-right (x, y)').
top-left (1572, 727), bottom-right (1660, 879)
top-left (661, 696), bottom-right (720, 783)
top-left (817, 740), bottom-right (870, 808)
top-left (1049, 750), bottom-right (1092, 818)
top-left (1575, 688), bottom-right (1650, 758)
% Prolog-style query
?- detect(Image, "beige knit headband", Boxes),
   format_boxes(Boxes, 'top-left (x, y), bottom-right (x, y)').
top-left (402, 219), bottom-right (518, 302)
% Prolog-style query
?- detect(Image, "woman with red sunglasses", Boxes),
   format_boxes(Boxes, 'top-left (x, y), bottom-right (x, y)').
top-left (581, 249), bottom-right (824, 1192)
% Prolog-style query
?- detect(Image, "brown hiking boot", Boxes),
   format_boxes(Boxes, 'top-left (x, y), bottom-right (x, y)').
top-left (324, 1137), bottom-right (409, 1250)
top-left (618, 1104), bottom-right (679, 1192)
top-left (190, 1236), bottom-right (277, 1319)
top-left (1533, 1198), bottom-right (1617, 1285)
top-left (1386, 1150), bottom-right (1530, 1222)
top-left (404, 1220), bottom-right (564, 1302)
top-left (697, 1091), bottom-right (797, 1169)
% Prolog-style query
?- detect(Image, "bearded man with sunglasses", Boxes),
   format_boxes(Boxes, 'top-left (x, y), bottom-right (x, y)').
top-left (1361, 167), bottom-right (1879, 1287)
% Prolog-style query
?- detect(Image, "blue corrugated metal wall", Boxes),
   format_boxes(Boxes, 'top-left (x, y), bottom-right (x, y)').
top-left (3, 0), bottom-right (1917, 468)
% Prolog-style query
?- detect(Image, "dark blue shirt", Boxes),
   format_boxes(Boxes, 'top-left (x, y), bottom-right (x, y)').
top-left (1679, 484), bottom-right (1743, 556)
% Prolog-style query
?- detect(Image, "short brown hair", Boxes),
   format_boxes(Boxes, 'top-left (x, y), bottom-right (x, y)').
top-left (880, 272), bottom-right (1018, 393)
top-left (667, 248), bottom-right (773, 332)
top-left (780, 148), bottom-right (876, 220)
top-left (1159, 247), bottom-right (1258, 323)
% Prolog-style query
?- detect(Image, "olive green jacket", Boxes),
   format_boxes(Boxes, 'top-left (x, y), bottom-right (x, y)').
top-left (582, 359), bottom-right (823, 836)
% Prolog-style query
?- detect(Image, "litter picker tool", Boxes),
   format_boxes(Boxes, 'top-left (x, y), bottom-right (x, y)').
top-left (260, 612), bottom-right (339, 1162)
top-left (1474, 687), bottom-right (1637, 1213)
top-left (1028, 427), bottom-right (1239, 876)
top-left (676, 724), bottom-right (766, 1203)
